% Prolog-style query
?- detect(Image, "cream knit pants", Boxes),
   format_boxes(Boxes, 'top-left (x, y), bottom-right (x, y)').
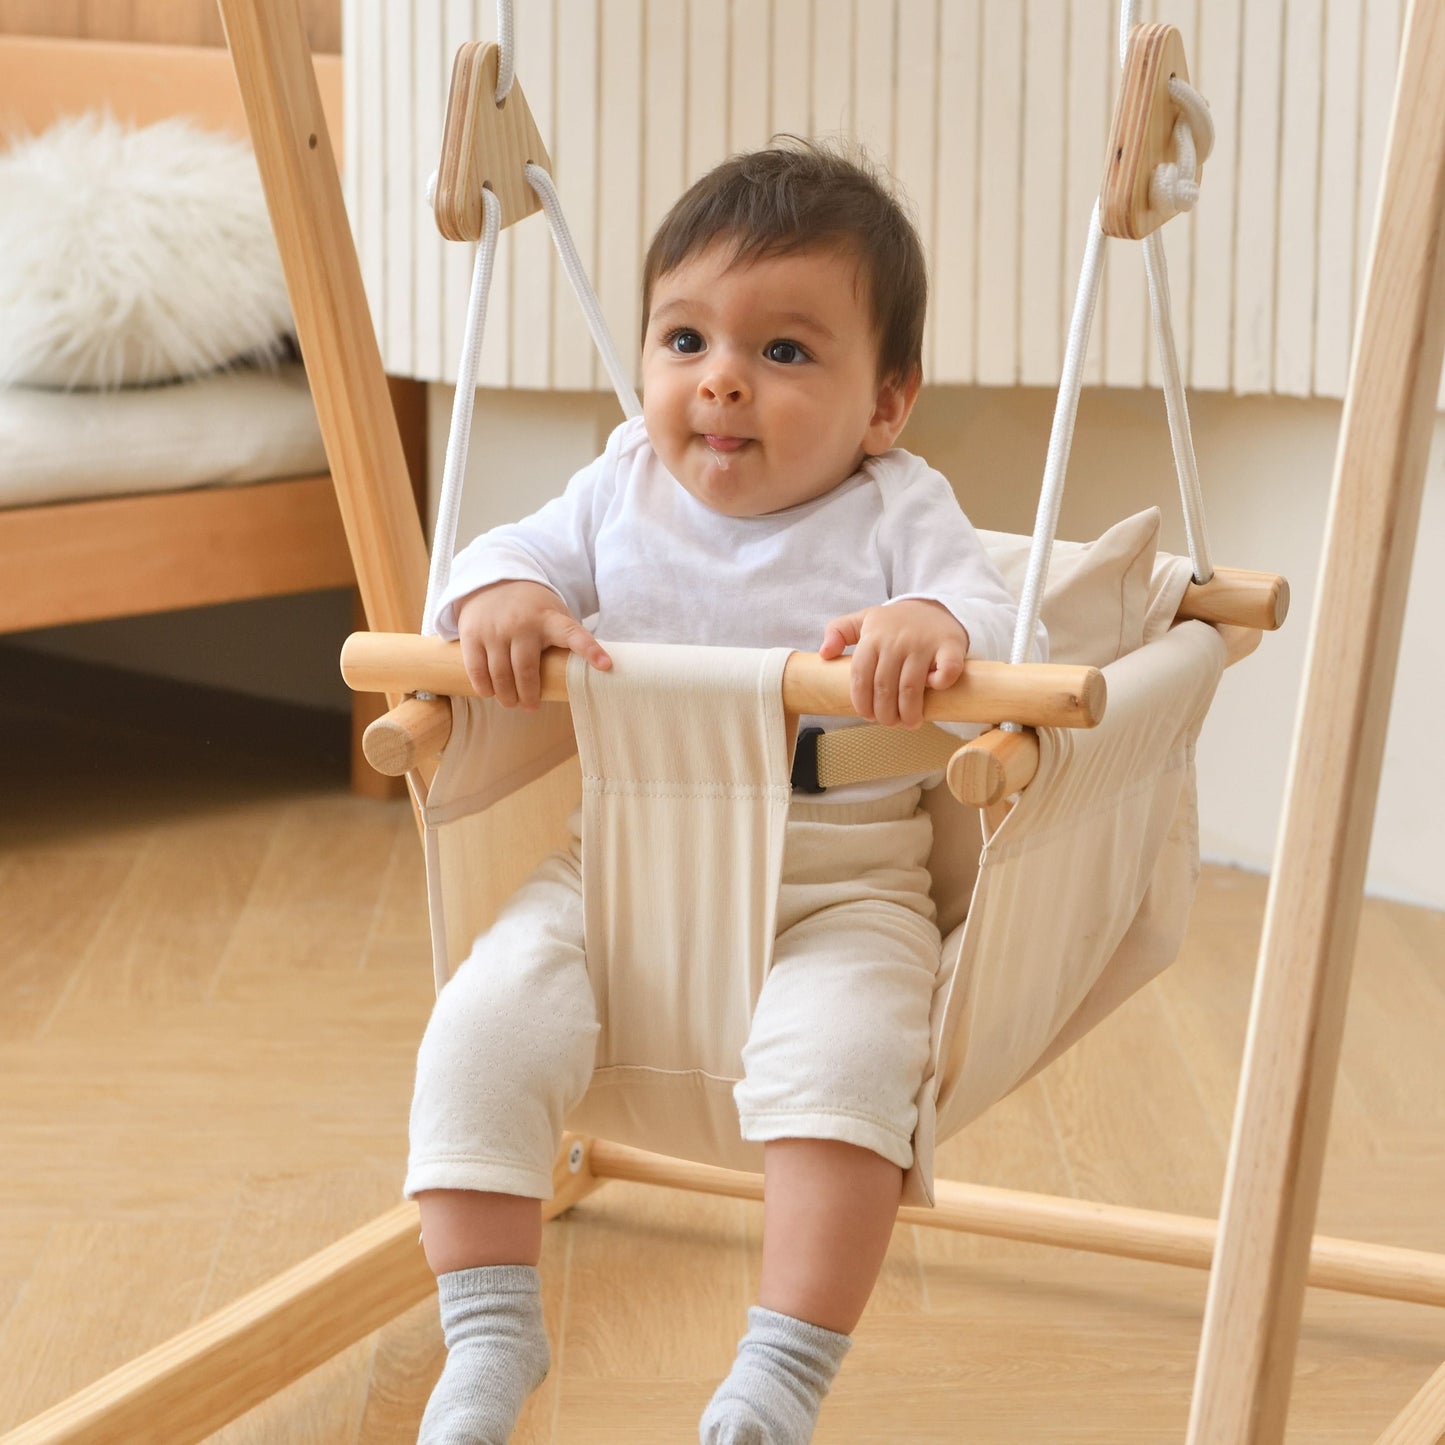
top-left (405, 789), bottom-right (940, 1201)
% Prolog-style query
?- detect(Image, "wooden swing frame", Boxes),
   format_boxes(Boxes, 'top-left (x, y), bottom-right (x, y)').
top-left (6, 0), bottom-right (1445, 1440)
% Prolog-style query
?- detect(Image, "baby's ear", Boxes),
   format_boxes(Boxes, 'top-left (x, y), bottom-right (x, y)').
top-left (863, 367), bottom-right (922, 455)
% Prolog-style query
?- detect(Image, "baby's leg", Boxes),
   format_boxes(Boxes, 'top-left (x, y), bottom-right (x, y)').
top-left (757, 1137), bottom-right (903, 1333)
top-left (698, 1139), bottom-right (901, 1445)
top-left (408, 854), bottom-right (597, 1445)
top-left (704, 796), bottom-right (938, 1443)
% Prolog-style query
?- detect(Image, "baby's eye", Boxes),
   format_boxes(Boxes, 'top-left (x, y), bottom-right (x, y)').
top-left (666, 329), bottom-right (705, 355)
top-left (764, 339), bottom-right (808, 365)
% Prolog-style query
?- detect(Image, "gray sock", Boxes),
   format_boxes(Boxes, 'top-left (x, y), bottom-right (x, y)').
top-left (417, 1264), bottom-right (550, 1445)
top-left (699, 1305), bottom-right (852, 1444)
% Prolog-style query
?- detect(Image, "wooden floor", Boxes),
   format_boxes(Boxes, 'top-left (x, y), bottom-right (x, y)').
top-left (2, 650), bottom-right (1443, 1444)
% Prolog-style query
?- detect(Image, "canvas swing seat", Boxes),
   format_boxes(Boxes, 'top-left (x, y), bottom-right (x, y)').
top-left (412, 532), bottom-right (1223, 1207)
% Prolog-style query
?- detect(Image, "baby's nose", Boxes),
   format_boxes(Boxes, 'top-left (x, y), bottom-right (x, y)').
top-left (698, 367), bottom-right (748, 403)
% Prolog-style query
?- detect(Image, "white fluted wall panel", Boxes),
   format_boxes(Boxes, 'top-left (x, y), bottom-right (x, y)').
top-left (345, 0), bottom-right (1428, 404)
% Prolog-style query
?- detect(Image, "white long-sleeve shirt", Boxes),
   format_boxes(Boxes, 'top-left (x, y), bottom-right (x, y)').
top-left (435, 416), bottom-right (1044, 799)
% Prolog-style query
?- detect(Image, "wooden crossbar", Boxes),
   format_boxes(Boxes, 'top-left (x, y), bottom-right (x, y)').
top-left (355, 621), bottom-right (1265, 791)
top-left (340, 631), bottom-right (1108, 730)
top-left (0, 1206), bottom-right (433, 1445)
top-left (350, 566), bottom-right (1281, 781)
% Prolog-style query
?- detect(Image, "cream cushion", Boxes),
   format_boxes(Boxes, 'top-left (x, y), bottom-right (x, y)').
top-left (0, 363), bottom-right (327, 508)
top-left (979, 507), bottom-right (1165, 665)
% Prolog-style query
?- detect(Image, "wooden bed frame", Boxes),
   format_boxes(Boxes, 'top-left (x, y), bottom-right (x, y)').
top-left (0, 33), bottom-right (417, 793)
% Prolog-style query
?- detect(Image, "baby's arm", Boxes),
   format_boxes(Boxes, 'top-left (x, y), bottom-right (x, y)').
top-left (818, 601), bottom-right (968, 728)
top-left (439, 432), bottom-right (634, 709)
top-left (456, 579), bottom-right (611, 711)
top-left (819, 456), bottom-right (1038, 728)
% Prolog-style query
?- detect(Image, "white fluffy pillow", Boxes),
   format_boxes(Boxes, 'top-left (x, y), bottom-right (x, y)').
top-left (0, 113), bottom-right (293, 389)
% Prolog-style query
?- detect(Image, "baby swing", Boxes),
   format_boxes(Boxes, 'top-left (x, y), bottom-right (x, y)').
top-left (13, 0), bottom-right (1445, 1441)
top-left (342, 0), bottom-right (1285, 1205)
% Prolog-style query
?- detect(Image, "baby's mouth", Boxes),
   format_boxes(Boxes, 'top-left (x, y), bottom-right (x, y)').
top-left (702, 434), bottom-right (750, 453)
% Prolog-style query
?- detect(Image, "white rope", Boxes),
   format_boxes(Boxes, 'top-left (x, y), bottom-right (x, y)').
top-left (1143, 230), bottom-right (1213, 581)
top-left (494, 0), bottom-right (515, 102)
top-left (1005, 1), bottom-right (1140, 681)
top-left (1007, 202), bottom-right (1108, 682)
top-left (1120, 0), bottom-right (1140, 64)
top-left (422, 187), bottom-right (502, 635)
top-left (525, 164), bottom-right (643, 419)
top-left (1170, 77), bottom-right (1216, 160)
top-left (420, 165), bottom-right (640, 628)
top-left (1008, 0), bottom-right (1216, 695)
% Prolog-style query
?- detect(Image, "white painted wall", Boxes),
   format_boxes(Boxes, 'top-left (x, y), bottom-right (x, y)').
top-left (436, 383), bottom-right (1445, 910)
top-left (350, 0), bottom-right (1439, 407)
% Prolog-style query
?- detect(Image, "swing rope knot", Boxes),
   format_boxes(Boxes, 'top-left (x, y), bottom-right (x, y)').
top-left (1150, 77), bottom-right (1214, 218)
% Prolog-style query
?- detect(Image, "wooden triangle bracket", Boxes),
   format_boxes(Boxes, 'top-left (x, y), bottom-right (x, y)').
top-left (1101, 22), bottom-right (1197, 240)
top-left (432, 40), bottom-right (552, 242)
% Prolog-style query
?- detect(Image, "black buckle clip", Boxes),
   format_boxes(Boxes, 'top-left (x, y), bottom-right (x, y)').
top-left (790, 726), bottom-right (826, 794)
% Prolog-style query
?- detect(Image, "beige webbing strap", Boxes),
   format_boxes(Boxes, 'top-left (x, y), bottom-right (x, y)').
top-left (813, 722), bottom-right (961, 790)
top-left (568, 642), bottom-right (793, 1078)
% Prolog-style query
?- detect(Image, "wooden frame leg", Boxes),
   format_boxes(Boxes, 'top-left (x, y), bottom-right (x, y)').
top-left (347, 377), bottom-right (428, 799)
top-left (0, 1204), bottom-right (435, 1445)
top-left (1184, 1), bottom-right (1445, 1439)
top-left (0, 1141), bottom-right (604, 1445)
top-left (217, 0), bottom-right (432, 815)
top-left (1374, 1359), bottom-right (1445, 1445)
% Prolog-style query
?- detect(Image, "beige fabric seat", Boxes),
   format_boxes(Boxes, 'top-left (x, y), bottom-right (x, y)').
top-left (417, 511), bottom-right (1223, 1206)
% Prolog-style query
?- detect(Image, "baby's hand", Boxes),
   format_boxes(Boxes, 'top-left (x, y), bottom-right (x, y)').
top-left (819, 600), bottom-right (970, 728)
top-left (456, 579), bottom-right (611, 710)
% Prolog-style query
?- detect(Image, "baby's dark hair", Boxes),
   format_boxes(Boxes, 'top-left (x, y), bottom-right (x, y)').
top-left (641, 140), bottom-right (927, 386)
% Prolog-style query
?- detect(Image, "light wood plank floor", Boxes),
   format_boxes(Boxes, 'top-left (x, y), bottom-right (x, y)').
top-left (2, 651), bottom-right (1443, 1443)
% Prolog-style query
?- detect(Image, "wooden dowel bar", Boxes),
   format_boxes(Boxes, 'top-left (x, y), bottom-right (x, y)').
top-left (1179, 567), bottom-right (1290, 631)
top-left (350, 615), bottom-right (1270, 781)
top-left (948, 727), bottom-right (1040, 807)
top-left (362, 695), bottom-right (453, 775)
top-left (781, 651), bottom-right (1104, 728)
top-left (341, 633), bottom-right (1107, 730)
top-left (581, 1139), bottom-right (1445, 1309)
top-left (943, 621), bottom-right (1262, 806)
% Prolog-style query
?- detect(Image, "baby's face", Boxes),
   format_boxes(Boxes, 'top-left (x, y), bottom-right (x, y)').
top-left (640, 242), bottom-right (911, 518)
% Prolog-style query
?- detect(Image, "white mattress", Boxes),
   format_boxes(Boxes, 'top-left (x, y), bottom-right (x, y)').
top-left (0, 362), bottom-right (329, 509)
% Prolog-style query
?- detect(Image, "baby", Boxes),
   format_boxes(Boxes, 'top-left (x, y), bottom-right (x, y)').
top-left (409, 142), bottom-right (1034, 1444)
